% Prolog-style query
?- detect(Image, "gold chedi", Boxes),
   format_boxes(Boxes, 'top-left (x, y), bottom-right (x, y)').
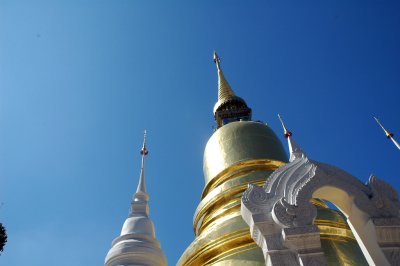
top-left (178, 52), bottom-right (367, 265)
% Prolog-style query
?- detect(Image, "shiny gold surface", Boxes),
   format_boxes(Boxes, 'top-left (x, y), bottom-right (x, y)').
top-left (310, 198), bottom-right (329, 208)
top-left (315, 207), bottom-right (368, 265)
top-left (180, 120), bottom-right (286, 265)
top-left (203, 121), bottom-right (287, 185)
top-left (202, 159), bottom-right (285, 199)
top-left (213, 51), bottom-right (235, 102)
top-left (179, 214), bottom-right (265, 266)
top-left (180, 120), bottom-right (368, 265)
top-left (195, 167), bottom-right (278, 235)
top-left (321, 237), bottom-right (368, 266)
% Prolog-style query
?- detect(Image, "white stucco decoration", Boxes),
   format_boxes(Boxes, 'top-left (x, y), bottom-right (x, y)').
top-left (241, 131), bottom-right (400, 266)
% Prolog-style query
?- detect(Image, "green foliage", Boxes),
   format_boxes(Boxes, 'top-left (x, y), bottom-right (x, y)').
top-left (0, 223), bottom-right (6, 254)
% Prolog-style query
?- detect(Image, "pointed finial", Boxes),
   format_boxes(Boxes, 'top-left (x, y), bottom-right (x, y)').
top-left (141, 130), bottom-right (149, 156)
top-left (277, 114), bottom-right (306, 161)
top-left (136, 130), bottom-right (148, 194)
top-left (213, 51), bottom-right (235, 101)
top-left (374, 117), bottom-right (394, 139)
top-left (374, 117), bottom-right (400, 150)
top-left (212, 52), bottom-right (252, 127)
top-left (213, 50), bottom-right (221, 70)
top-left (278, 114), bottom-right (293, 138)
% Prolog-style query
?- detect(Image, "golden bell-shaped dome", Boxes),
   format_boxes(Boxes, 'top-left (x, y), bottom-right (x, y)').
top-left (203, 120), bottom-right (287, 187)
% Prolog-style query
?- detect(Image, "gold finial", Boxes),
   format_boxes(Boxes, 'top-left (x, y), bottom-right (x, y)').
top-left (278, 114), bottom-right (293, 138)
top-left (213, 51), bottom-right (235, 101)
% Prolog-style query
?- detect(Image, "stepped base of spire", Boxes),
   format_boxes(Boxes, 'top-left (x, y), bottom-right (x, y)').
top-left (105, 236), bottom-right (167, 266)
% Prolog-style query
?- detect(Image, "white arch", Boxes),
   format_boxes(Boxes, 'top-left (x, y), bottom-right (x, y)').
top-left (242, 156), bottom-right (400, 266)
top-left (313, 186), bottom-right (388, 266)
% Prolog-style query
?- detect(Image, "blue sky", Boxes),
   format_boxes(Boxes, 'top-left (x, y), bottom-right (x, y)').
top-left (1, 1), bottom-right (400, 265)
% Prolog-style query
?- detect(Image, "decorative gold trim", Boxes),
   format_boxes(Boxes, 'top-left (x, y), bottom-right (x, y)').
top-left (194, 178), bottom-right (267, 235)
top-left (179, 228), bottom-right (256, 266)
top-left (202, 159), bottom-right (285, 198)
top-left (310, 198), bottom-right (329, 208)
top-left (318, 225), bottom-right (356, 241)
top-left (315, 219), bottom-right (349, 229)
top-left (207, 242), bottom-right (260, 265)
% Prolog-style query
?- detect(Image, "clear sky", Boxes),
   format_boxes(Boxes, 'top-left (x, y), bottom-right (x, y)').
top-left (1, 1), bottom-right (400, 265)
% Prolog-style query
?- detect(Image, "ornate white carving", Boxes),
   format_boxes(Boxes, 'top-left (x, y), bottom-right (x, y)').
top-left (273, 198), bottom-right (316, 227)
top-left (242, 184), bottom-right (272, 214)
top-left (368, 175), bottom-right (400, 217)
top-left (241, 138), bottom-right (400, 266)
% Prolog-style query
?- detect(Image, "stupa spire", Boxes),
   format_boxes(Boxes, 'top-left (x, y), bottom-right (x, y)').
top-left (212, 51), bottom-right (252, 128)
top-left (130, 130), bottom-right (149, 215)
top-left (104, 130), bottom-right (167, 266)
top-left (214, 51), bottom-right (235, 101)
top-left (278, 114), bottom-right (306, 161)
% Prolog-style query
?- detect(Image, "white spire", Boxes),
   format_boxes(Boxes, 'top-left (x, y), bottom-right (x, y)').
top-left (278, 114), bottom-right (306, 162)
top-left (135, 130), bottom-right (148, 198)
top-left (105, 130), bottom-right (167, 266)
top-left (130, 130), bottom-right (150, 215)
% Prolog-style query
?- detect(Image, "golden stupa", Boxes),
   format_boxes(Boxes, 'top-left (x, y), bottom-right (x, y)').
top-left (178, 52), bottom-right (368, 265)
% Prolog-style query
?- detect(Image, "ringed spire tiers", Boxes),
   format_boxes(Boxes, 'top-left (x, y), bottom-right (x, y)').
top-left (105, 130), bottom-right (167, 266)
top-left (213, 51), bottom-right (252, 128)
top-left (214, 51), bottom-right (235, 101)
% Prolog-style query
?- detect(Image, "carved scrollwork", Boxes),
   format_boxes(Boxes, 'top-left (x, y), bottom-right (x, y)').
top-left (266, 157), bottom-right (312, 196)
top-left (242, 183), bottom-right (272, 214)
top-left (367, 175), bottom-right (400, 218)
top-left (272, 198), bottom-right (317, 228)
top-left (241, 138), bottom-right (400, 266)
top-left (291, 162), bottom-right (385, 218)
